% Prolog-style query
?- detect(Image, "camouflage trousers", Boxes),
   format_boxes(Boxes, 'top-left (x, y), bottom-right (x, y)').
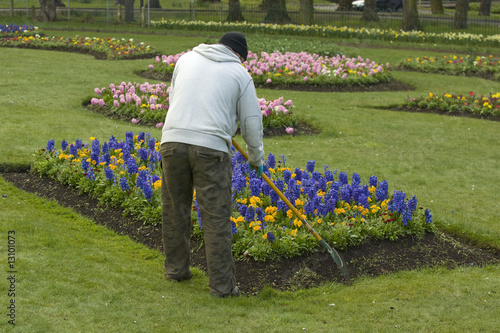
top-left (160, 142), bottom-right (237, 296)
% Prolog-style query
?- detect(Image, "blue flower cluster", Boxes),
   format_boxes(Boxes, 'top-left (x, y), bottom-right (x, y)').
top-left (40, 132), bottom-right (434, 249)
top-left (0, 23), bottom-right (37, 34)
top-left (49, 131), bottom-right (161, 202)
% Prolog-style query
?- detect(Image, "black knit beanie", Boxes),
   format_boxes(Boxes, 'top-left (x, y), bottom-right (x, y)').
top-left (219, 31), bottom-right (248, 61)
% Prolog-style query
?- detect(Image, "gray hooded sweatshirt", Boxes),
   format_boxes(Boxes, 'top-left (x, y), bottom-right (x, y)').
top-left (161, 43), bottom-right (264, 167)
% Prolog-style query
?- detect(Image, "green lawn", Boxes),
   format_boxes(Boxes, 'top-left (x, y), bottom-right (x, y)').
top-left (1, 24), bottom-right (499, 332)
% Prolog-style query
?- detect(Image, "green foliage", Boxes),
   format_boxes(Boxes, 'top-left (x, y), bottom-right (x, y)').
top-left (205, 34), bottom-right (346, 56)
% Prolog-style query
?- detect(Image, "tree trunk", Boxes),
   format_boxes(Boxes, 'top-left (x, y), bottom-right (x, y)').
top-left (145, 0), bottom-right (161, 8)
top-left (454, 0), bottom-right (469, 29)
top-left (361, 0), bottom-right (379, 22)
top-left (337, 0), bottom-right (353, 11)
top-left (402, 0), bottom-right (420, 31)
top-left (262, 0), bottom-right (291, 24)
top-left (125, 0), bottom-right (135, 22)
top-left (478, 0), bottom-right (491, 16)
top-left (39, 0), bottom-right (57, 21)
top-left (430, 0), bottom-right (444, 14)
top-left (299, 0), bottom-right (314, 25)
top-left (227, 0), bottom-right (245, 21)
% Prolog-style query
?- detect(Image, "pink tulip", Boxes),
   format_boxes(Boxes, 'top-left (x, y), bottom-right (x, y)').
top-left (156, 122), bottom-right (164, 128)
top-left (149, 64), bottom-right (154, 69)
top-left (113, 100), bottom-right (120, 108)
top-left (131, 118), bottom-right (139, 124)
top-left (285, 127), bottom-right (294, 134)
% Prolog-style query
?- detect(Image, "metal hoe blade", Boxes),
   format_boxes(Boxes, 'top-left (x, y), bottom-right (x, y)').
top-left (232, 139), bottom-right (350, 280)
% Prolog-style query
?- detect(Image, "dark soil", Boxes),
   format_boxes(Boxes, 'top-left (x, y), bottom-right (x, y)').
top-left (2, 172), bottom-right (498, 295)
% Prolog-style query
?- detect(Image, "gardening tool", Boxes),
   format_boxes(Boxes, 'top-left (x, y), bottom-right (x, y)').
top-left (231, 139), bottom-right (350, 280)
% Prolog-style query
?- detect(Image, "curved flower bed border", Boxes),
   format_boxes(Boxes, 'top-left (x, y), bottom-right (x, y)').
top-left (33, 133), bottom-right (435, 261)
top-left (0, 34), bottom-right (158, 60)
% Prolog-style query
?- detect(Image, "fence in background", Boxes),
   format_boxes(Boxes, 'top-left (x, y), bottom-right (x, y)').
top-left (1, 2), bottom-right (500, 36)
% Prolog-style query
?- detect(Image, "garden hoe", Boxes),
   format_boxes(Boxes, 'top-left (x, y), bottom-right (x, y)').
top-left (232, 139), bottom-right (350, 281)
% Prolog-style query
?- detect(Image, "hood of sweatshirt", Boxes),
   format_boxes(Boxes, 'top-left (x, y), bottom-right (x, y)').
top-left (193, 43), bottom-right (241, 63)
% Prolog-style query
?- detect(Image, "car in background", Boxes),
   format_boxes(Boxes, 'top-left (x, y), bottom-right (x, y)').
top-left (352, 0), bottom-right (403, 12)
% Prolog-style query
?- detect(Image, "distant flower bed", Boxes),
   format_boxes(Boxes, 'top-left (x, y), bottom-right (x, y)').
top-left (88, 81), bottom-right (297, 132)
top-left (147, 51), bottom-right (393, 87)
top-left (34, 133), bottom-right (434, 261)
top-left (400, 91), bottom-right (500, 117)
top-left (0, 23), bottom-right (40, 37)
top-left (0, 34), bottom-right (157, 60)
top-left (151, 19), bottom-right (500, 47)
top-left (396, 54), bottom-right (500, 80)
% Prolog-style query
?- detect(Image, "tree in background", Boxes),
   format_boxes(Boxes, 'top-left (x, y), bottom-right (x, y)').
top-left (478, 0), bottom-right (492, 16)
top-left (361, 0), bottom-right (379, 23)
top-left (336, 0), bottom-right (353, 11)
top-left (455, 0), bottom-right (469, 28)
top-left (430, 0), bottom-right (444, 14)
top-left (227, 0), bottom-right (245, 21)
top-left (402, 0), bottom-right (421, 31)
top-left (262, 0), bottom-right (291, 24)
top-left (125, 0), bottom-right (135, 21)
top-left (39, 0), bottom-right (65, 21)
top-left (299, 0), bottom-right (314, 25)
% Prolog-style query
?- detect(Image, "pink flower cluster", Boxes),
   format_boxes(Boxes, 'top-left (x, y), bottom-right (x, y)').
top-left (91, 81), bottom-right (295, 132)
top-left (245, 51), bottom-right (389, 80)
top-left (156, 52), bottom-right (188, 66)
top-left (91, 81), bottom-right (170, 110)
top-left (147, 50), bottom-right (390, 84)
top-left (258, 96), bottom-right (293, 118)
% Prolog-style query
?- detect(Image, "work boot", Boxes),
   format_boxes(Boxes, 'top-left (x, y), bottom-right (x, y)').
top-left (165, 270), bottom-right (193, 282)
top-left (212, 286), bottom-right (241, 298)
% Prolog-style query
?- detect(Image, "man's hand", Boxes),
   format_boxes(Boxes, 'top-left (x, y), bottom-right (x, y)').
top-left (248, 162), bottom-right (263, 177)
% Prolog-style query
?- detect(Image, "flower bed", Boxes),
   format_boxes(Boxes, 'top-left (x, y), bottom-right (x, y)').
top-left (88, 81), bottom-right (297, 132)
top-left (0, 34), bottom-right (157, 60)
top-left (151, 19), bottom-right (500, 47)
top-left (396, 54), bottom-right (500, 80)
top-left (400, 91), bottom-right (500, 117)
top-left (33, 133), bottom-right (435, 261)
top-left (147, 51), bottom-right (392, 87)
top-left (0, 23), bottom-right (40, 38)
